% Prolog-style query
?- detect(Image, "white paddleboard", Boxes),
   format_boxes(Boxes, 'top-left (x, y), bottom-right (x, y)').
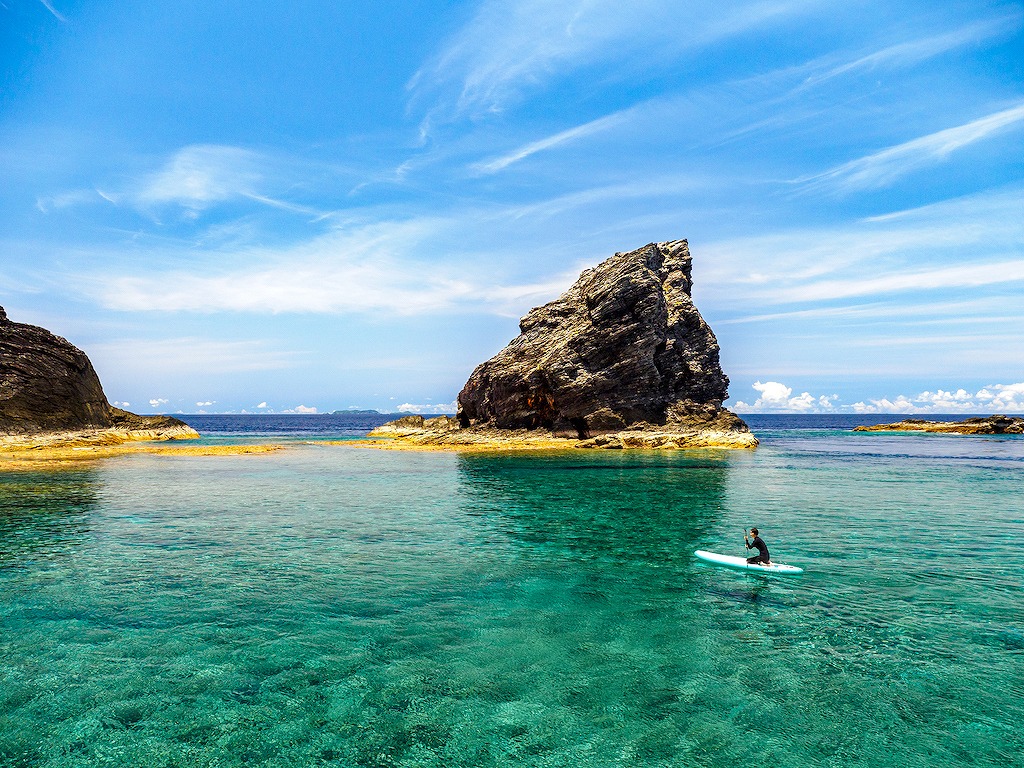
top-left (694, 549), bottom-right (804, 575)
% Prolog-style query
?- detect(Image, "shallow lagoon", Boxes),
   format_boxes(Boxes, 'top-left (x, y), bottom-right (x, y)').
top-left (2, 420), bottom-right (1022, 767)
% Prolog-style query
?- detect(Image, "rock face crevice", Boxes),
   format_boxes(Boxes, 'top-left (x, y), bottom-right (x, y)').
top-left (456, 240), bottom-right (737, 438)
top-left (0, 305), bottom-right (196, 439)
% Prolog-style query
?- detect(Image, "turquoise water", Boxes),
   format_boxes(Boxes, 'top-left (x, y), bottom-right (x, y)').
top-left (2, 427), bottom-right (1023, 767)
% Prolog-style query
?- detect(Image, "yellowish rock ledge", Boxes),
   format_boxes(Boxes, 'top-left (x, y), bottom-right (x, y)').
top-left (0, 427), bottom-right (284, 470)
top-left (349, 421), bottom-right (758, 452)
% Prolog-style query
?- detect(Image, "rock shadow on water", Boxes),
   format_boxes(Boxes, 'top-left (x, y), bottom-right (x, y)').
top-left (453, 450), bottom-right (732, 572)
top-left (0, 469), bottom-right (99, 567)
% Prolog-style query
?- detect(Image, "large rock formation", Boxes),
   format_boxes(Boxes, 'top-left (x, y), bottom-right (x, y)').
top-left (0, 305), bottom-right (196, 440)
top-left (0, 305), bottom-right (114, 433)
top-left (369, 240), bottom-right (755, 449)
top-left (458, 240), bottom-right (744, 438)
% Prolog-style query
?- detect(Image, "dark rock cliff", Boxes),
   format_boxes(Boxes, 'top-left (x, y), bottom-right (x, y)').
top-left (457, 240), bottom-right (745, 438)
top-left (0, 306), bottom-right (190, 435)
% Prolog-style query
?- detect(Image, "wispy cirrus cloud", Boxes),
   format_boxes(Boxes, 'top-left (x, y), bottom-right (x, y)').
top-left (410, 0), bottom-right (638, 119)
top-left (102, 183), bottom-right (1019, 317)
top-left (88, 337), bottom-right (301, 377)
top-left (505, 174), bottom-right (710, 220)
top-left (38, 0), bottom-right (67, 23)
top-left (721, 298), bottom-right (1024, 327)
top-left (795, 102), bottom-right (1024, 192)
top-left (131, 144), bottom-right (333, 218)
top-left (765, 260), bottom-right (1024, 304)
top-left (98, 261), bottom-right (577, 316)
top-left (473, 110), bottom-right (629, 174)
top-left (409, 0), bottom-right (818, 125)
top-left (698, 185), bottom-right (1024, 306)
top-left (138, 145), bottom-right (262, 208)
top-left (795, 15), bottom-right (1021, 91)
top-left (35, 144), bottom-right (337, 220)
top-left (36, 188), bottom-right (117, 213)
top-left (84, 218), bottom-right (583, 317)
top-left (675, 14), bottom-right (1022, 154)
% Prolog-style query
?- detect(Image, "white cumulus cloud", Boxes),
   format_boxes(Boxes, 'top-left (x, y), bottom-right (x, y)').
top-left (732, 381), bottom-right (838, 412)
top-left (397, 401), bottom-right (458, 415)
top-left (281, 405), bottom-right (317, 414)
top-left (733, 380), bottom-right (1024, 414)
top-left (149, 398), bottom-right (169, 408)
top-left (849, 382), bottom-right (1024, 414)
top-left (977, 382), bottom-right (1024, 410)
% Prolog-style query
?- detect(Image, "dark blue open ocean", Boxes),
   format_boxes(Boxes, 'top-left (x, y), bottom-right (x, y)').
top-left (176, 411), bottom-right (1016, 437)
top-left (2, 414), bottom-right (1021, 766)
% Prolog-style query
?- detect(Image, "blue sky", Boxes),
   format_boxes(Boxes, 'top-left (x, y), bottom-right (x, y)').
top-left (2, 0), bottom-right (1023, 415)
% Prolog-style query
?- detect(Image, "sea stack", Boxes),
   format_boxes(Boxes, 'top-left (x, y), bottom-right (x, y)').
top-left (458, 239), bottom-right (739, 436)
top-left (370, 241), bottom-right (756, 449)
top-left (0, 305), bottom-right (197, 440)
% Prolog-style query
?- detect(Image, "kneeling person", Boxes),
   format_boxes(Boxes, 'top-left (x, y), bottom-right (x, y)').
top-left (744, 528), bottom-right (771, 565)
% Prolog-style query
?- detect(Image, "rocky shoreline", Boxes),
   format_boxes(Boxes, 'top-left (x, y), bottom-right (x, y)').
top-left (0, 424), bottom-right (198, 450)
top-left (0, 439), bottom-right (283, 471)
top-left (364, 414), bottom-right (758, 451)
top-left (853, 415), bottom-right (1024, 435)
top-left (0, 417), bottom-right (274, 470)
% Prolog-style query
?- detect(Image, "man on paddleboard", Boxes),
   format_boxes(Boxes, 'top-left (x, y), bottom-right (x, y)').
top-left (744, 528), bottom-right (771, 565)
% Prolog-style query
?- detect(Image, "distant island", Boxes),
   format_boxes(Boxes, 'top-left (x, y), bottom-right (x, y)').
top-left (368, 241), bottom-right (757, 451)
top-left (854, 415), bottom-right (1024, 435)
top-left (330, 409), bottom-right (384, 416)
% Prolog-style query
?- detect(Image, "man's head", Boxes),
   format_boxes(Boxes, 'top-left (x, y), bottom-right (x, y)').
top-left (750, 528), bottom-right (759, 536)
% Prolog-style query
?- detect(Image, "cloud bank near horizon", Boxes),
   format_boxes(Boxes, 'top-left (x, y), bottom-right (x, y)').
top-left (732, 381), bottom-right (1024, 415)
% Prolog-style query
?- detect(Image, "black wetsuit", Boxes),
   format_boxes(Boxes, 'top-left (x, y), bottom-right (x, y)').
top-left (746, 536), bottom-right (770, 565)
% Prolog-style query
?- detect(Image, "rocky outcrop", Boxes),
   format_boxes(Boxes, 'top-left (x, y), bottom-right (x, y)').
top-left (458, 240), bottom-right (734, 437)
top-left (0, 306), bottom-right (197, 441)
top-left (366, 415), bottom-right (459, 437)
top-left (854, 415), bottom-right (1024, 435)
top-left (368, 241), bottom-right (755, 450)
top-left (365, 418), bottom-right (756, 450)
